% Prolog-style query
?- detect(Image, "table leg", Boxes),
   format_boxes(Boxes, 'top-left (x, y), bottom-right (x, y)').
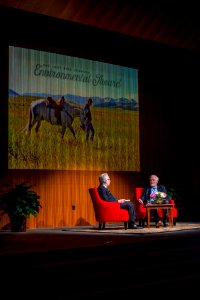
top-left (147, 208), bottom-right (150, 228)
top-left (169, 208), bottom-right (173, 227)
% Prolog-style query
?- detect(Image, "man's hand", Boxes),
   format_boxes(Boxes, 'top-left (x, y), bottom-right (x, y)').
top-left (138, 198), bottom-right (143, 204)
top-left (118, 199), bottom-right (126, 203)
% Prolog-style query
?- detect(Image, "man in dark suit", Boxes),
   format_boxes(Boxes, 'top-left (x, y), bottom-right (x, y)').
top-left (138, 174), bottom-right (171, 227)
top-left (98, 173), bottom-right (142, 229)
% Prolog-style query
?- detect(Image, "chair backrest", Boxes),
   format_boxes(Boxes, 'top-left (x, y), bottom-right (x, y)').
top-left (89, 187), bottom-right (104, 219)
top-left (135, 187), bottom-right (144, 200)
top-left (89, 187), bottom-right (98, 207)
top-left (89, 187), bottom-right (104, 206)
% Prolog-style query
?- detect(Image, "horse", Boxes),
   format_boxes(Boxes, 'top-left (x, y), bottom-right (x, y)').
top-left (24, 99), bottom-right (86, 139)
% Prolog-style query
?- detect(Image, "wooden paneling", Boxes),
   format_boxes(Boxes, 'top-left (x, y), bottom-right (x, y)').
top-left (0, 170), bottom-right (139, 229)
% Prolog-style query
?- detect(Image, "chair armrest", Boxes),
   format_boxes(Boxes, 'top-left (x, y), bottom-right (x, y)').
top-left (97, 200), bottom-right (121, 215)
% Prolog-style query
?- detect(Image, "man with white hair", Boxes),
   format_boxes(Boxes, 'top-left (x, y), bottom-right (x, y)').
top-left (138, 174), bottom-right (171, 227)
top-left (98, 173), bottom-right (142, 229)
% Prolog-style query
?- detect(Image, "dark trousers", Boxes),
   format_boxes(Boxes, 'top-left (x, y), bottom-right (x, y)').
top-left (120, 202), bottom-right (135, 226)
top-left (154, 209), bottom-right (168, 224)
top-left (86, 122), bottom-right (94, 141)
top-left (154, 199), bottom-right (169, 224)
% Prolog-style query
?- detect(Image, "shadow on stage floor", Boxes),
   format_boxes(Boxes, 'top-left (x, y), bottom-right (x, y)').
top-left (1, 222), bottom-right (200, 299)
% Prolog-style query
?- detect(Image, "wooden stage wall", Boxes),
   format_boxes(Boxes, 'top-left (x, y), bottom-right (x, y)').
top-left (0, 170), bottom-right (139, 229)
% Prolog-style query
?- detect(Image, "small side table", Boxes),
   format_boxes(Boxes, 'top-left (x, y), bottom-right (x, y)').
top-left (146, 203), bottom-right (174, 228)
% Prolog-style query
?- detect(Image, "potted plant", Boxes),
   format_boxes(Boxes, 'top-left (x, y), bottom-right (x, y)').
top-left (0, 181), bottom-right (42, 232)
top-left (166, 185), bottom-right (182, 206)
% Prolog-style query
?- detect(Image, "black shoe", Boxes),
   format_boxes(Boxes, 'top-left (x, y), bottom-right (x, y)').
top-left (156, 220), bottom-right (162, 228)
top-left (129, 224), bottom-right (143, 229)
top-left (163, 223), bottom-right (168, 227)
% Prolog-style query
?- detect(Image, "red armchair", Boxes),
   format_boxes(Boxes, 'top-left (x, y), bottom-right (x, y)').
top-left (89, 187), bottom-right (129, 230)
top-left (135, 187), bottom-right (178, 227)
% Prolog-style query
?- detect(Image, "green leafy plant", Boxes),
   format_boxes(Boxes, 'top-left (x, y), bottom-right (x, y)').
top-left (166, 186), bottom-right (181, 205)
top-left (166, 184), bottom-right (183, 217)
top-left (0, 181), bottom-right (42, 218)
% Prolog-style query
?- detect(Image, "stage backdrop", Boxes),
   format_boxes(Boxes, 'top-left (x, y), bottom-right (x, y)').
top-left (8, 46), bottom-right (139, 171)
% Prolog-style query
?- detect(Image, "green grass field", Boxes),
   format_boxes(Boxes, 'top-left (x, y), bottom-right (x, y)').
top-left (8, 96), bottom-right (140, 171)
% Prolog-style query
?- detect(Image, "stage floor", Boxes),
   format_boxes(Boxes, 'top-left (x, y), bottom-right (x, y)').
top-left (1, 222), bottom-right (200, 255)
top-left (1, 222), bottom-right (200, 299)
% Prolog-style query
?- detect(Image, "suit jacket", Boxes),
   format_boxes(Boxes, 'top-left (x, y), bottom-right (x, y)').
top-left (140, 185), bottom-right (170, 204)
top-left (97, 184), bottom-right (118, 202)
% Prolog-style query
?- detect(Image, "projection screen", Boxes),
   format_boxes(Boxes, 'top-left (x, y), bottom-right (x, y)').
top-left (8, 46), bottom-right (139, 171)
